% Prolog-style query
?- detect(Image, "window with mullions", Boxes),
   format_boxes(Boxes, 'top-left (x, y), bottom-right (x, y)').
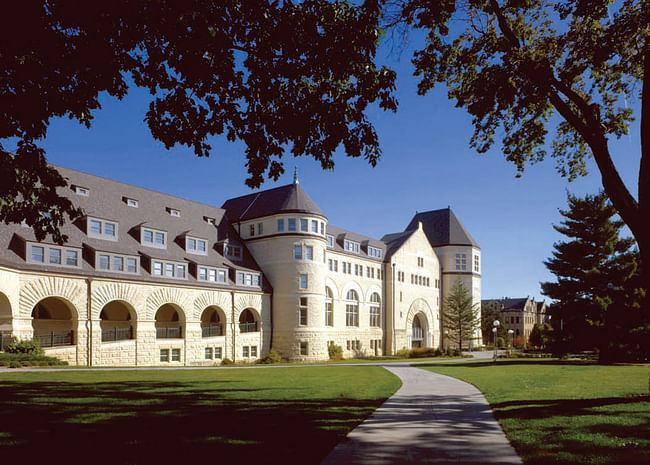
top-left (288, 218), bottom-right (296, 231)
top-left (142, 228), bottom-right (166, 249)
top-left (299, 297), bottom-right (308, 326)
top-left (300, 219), bottom-right (308, 231)
top-left (455, 253), bottom-right (467, 270)
top-left (369, 293), bottom-right (381, 327)
top-left (88, 217), bottom-right (118, 241)
top-left (325, 287), bottom-right (333, 326)
top-left (344, 240), bottom-right (360, 253)
top-left (345, 290), bottom-right (359, 327)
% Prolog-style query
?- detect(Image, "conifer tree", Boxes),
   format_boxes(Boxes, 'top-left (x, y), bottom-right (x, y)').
top-left (541, 192), bottom-right (639, 358)
top-left (442, 280), bottom-right (480, 351)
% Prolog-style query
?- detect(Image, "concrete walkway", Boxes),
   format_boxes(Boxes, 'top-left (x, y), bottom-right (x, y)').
top-left (321, 364), bottom-right (522, 465)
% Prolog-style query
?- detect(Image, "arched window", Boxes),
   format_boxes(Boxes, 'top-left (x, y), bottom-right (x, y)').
top-left (155, 304), bottom-right (184, 339)
top-left (369, 293), bottom-right (381, 328)
top-left (325, 287), bottom-right (333, 326)
top-left (201, 307), bottom-right (225, 337)
top-left (345, 290), bottom-right (359, 327)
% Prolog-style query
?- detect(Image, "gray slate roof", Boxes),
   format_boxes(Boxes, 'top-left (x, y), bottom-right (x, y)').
top-left (407, 208), bottom-right (479, 248)
top-left (381, 229), bottom-right (416, 259)
top-left (0, 166), bottom-right (267, 291)
top-left (222, 182), bottom-right (325, 222)
top-left (326, 225), bottom-right (386, 262)
top-left (482, 298), bottom-right (529, 311)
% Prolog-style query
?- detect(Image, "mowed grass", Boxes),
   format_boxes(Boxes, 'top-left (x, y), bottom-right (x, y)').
top-left (0, 366), bottom-right (400, 464)
top-left (421, 360), bottom-right (650, 464)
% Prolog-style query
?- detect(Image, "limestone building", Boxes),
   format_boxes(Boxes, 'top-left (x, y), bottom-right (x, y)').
top-left (481, 296), bottom-right (548, 343)
top-left (0, 166), bottom-right (482, 365)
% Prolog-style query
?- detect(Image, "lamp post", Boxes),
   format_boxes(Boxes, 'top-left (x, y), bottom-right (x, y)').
top-left (507, 329), bottom-right (514, 357)
top-left (492, 320), bottom-right (500, 361)
top-left (444, 329), bottom-right (449, 354)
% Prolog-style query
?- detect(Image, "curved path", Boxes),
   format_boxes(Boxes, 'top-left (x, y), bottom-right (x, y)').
top-left (321, 363), bottom-right (522, 465)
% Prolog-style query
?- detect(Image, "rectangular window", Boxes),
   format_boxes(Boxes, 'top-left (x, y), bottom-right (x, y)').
top-left (176, 264), bottom-right (186, 278)
top-left (368, 246), bottom-right (382, 258)
top-left (153, 261), bottom-right (163, 276)
top-left (328, 259), bottom-right (333, 271)
top-left (225, 245), bottom-right (242, 260)
top-left (455, 253), bottom-right (467, 270)
top-left (31, 245), bottom-right (44, 263)
top-left (288, 218), bottom-right (296, 231)
top-left (165, 263), bottom-right (174, 277)
top-left (208, 269), bottom-right (216, 282)
top-left (155, 232), bottom-right (165, 245)
top-left (205, 347), bottom-right (213, 359)
top-left (474, 255), bottom-right (479, 272)
top-left (320, 222), bottom-right (324, 235)
top-left (218, 270), bottom-right (227, 283)
top-left (49, 248), bottom-right (61, 264)
top-left (143, 230), bottom-right (153, 243)
top-left (215, 347), bottom-right (222, 359)
top-left (344, 240), bottom-right (360, 253)
top-left (257, 223), bottom-right (263, 235)
top-left (249, 224), bottom-right (255, 236)
top-left (277, 219), bottom-right (285, 232)
top-left (66, 250), bottom-right (78, 267)
top-left (326, 235), bottom-right (334, 248)
top-left (244, 273), bottom-right (252, 286)
top-left (75, 186), bottom-right (89, 196)
top-left (90, 219), bottom-right (102, 235)
top-left (112, 256), bottom-right (123, 272)
top-left (300, 219), bottom-right (308, 231)
top-left (188, 238), bottom-right (197, 250)
top-left (126, 198), bottom-right (138, 208)
top-left (311, 220), bottom-right (318, 232)
top-left (333, 260), bottom-right (338, 272)
top-left (251, 346), bottom-right (257, 357)
top-left (294, 245), bottom-right (302, 259)
top-left (243, 346), bottom-right (249, 357)
top-left (305, 246), bottom-right (313, 260)
top-left (99, 254), bottom-right (110, 270)
top-left (125, 257), bottom-right (137, 273)
top-left (168, 208), bottom-right (181, 217)
top-left (198, 240), bottom-right (206, 252)
top-left (300, 341), bottom-right (308, 356)
top-left (104, 222), bottom-right (115, 237)
top-left (171, 348), bottom-right (180, 361)
top-left (299, 297), bottom-right (308, 326)
top-left (299, 274), bottom-right (308, 289)
top-left (160, 349), bottom-right (169, 362)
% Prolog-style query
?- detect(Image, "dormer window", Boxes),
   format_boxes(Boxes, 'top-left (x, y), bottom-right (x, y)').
top-left (167, 208), bottom-right (181, 217)
top-left (87, 217), bottom-right (118, 241)
top-left (186, 236), bottom-right (207, 255)
top-left (123, 197), bottom-right (139, 208)
top-left (326, 235), bottom-right (334, 248)
top-left (204, 216), bottom-right (217, 225)
top-left (74, 185), bottom-right (89, 196)
top-left (225, 244), bottom-right (242, 260)
top-left (368, 246), bottom-right (382, 258)
top-left (344, 240), bottom-right (360, 254)
top-left (142, 227), bottom-right (167, 249)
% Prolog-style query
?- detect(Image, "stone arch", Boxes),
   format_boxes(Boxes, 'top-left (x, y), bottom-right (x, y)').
top-left (99, 300), bottom-right (136, 342)
top-left (406, 298), bottom-right (435, 348)
top-left (200, 306), bottom-right (227, 338)
top-left (19, 276), bottom-right (85, 319)
top-left (235, 293), bottom-right (262, 314)
top-left (193, 291), bottom-right (231, 322)
top-left (238, 307), bottom-right (260, 333)
top-left (341, 281), bottom-right (363, 302)
top-left (146, 287), bottom-right (191, 320)
top-left (364, 284), bottom-right (383, 303)
top-left (0, 292), bottom-right (12, 333)
top-left (154, 302), bottom-right (186, 339)
top-left (325, 278), bottom-right (339, 300)
top-left (91, 282), bottom-right (141, 320)
top-left (31, 296), bottom-right (78, 346)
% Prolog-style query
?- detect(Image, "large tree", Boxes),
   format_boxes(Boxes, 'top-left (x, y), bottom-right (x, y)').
top-left (0, 1), bottom-right (396, 243)
top-left (541, 191), bottom-right (642, 359)
top-left (442, 280), bottom-right (480, 350)
top-left (396, 0), bottom-right (649, 284)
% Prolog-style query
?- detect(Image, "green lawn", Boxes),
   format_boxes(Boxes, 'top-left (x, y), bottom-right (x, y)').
top-left (421, 360), bottom-right (650, 464)
top-left (0, 366), bottom-right (400, 464)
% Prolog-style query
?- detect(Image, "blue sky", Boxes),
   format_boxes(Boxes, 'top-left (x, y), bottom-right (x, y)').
top-left (28, 34), bottom-right (641, 302)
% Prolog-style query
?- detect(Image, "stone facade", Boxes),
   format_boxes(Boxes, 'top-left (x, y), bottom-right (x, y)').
top-left (0, 167), bottom-right (482, 365)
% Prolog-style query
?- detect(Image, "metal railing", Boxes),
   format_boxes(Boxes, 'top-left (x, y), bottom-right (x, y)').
top-left (156, 327), bottom-right (182, 339)
top-left (201, 325), bottom-right (223, 337)
top-left (239, 322), bottom-right (258, 333)
top-left (101, 327), bottom-right (134, 342)
top-left (0, 332), bottom-right (12, 351)
top-left (37, 331), bottom-right (74, 348)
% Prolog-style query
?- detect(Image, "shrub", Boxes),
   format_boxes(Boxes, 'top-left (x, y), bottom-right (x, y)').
top-left (5, 338), bottom-right (44, 356)
top-left (496, 337), bottom-right (505, 349)
top-left (408, 347), bottom-right (441, 358)
top-left (328, 344), bottom-right (343, 360)
top-left (8, 361), bottom-right (21, 368)
top-left (258, 349), bottom-right (282, 364)
top-left (220, 357), bottom-right (233, 366)
top-left (396, 348), bottom-right (410, 358)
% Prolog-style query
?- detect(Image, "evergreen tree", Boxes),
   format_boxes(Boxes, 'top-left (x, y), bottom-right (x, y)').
top-left (541, 192), bottom-right (640, 359)
top-left (442, 280), bottom-right (480, 351)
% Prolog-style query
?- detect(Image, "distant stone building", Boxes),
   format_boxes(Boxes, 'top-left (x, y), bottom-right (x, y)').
top-left (482, 296), bottom-right (548, 343)
top-left (0, 166), bottom-right (482, 365)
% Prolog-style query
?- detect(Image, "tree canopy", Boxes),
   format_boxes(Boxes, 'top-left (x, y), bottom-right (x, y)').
top-left (1, 0), bottom-right (396, 242)
top-left (397, 0), bottom-right (649, 281)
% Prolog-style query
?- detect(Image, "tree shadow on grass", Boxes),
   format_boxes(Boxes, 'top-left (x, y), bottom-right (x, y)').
top-left (418, 359), bottom-right (599, 369)
top-left (0, 380), bottom-right (383, 465)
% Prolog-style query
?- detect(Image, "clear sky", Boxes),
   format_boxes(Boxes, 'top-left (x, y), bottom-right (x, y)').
top-left (24, 32), bottom-right (641, 303)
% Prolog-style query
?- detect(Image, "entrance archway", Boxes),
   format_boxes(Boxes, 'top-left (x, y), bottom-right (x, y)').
top-left (0, 292), bottom-right (12, 349)
top-left (100, 300), bottom-right (135, 342)
top-left (411, 313), bottom-right (427, 348)
top-left (31, 297), bottom-right (77, 347)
